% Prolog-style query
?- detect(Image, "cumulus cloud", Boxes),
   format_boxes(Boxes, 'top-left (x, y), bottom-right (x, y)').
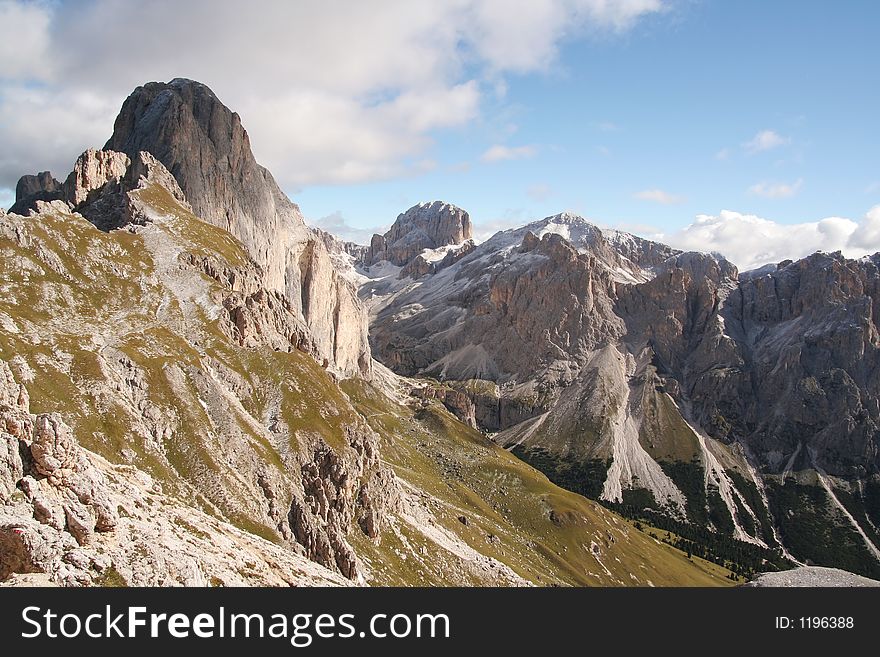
top-left (666, 207), bottom-right (880, 271)
top-left (309, 211), bottom-right (383, 245)
top-left (634, 188), bottom-right (685, 205)
top-left (0, 0), bottom-right (664, 190)
top-left (748, 178), bottom-right (803, 199)
top-left (481, 144), bottom-right (538, 163)
top-left (472, 209), bottom-right (532, 242)
top-left (743, 129), bottom-right (789, 154)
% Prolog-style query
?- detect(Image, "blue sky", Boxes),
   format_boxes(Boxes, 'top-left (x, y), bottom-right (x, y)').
top-left (1, 0), bottom-right (878, 268)
top-left (297, 1), bottom-right (879, 242)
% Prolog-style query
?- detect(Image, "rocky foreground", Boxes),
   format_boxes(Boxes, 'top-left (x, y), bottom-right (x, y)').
top-left (745, 566), bottom-right (880, 587)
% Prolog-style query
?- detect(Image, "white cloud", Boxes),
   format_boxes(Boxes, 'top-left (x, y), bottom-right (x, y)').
top-left (714, 148), bottom-right (729, 161)
top-left (594, 121), bottom-right (619, 132)
top-left (481, 144), bottom-right (537, 163)
top-left (596, 145), bottom-right (611, 157)
top-left (472, 209), bottom-right (530, 242)
top-left (634, 188), bottom-right (685, 205)
top-left (308, 211), bottom-right (383, 244)
top-left (748, 178), bottom-right (803, 199)
top-left (846, 206), bottom-right (880, 253)
top-left (0, 84), bottom-right (119, 188)
top-left (464, 0), bottom-right (664, 74)
top-left (0, 0), bottom-right (664, 189)
top-left (526, 183), bottom-right (552, 201)
top-left (667, 207), bottom-right (880, 271)
top-left (743, 129), bottom-right (789, 153)
top-left (866, 181), bottom-right (880, 194)
top-left (0, 0), bottom-right (52, 80)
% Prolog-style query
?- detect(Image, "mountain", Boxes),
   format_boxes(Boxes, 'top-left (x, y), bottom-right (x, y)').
top-left (365, 201), bottom-right (473, 268)
top-left (101, 78), bottom-right (369, 377)
top-left (363, 209), bottom-right (880, 578)
top-left (0, 80), bottom-right (729, 587)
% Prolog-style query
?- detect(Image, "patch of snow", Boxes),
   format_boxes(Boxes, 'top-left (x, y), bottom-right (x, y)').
top-left (359, 259), bottom-right (402, 281)
top-left (535, 222), bottom-right (571, 242)
top-left (419, 242), bottom-right (464, 264)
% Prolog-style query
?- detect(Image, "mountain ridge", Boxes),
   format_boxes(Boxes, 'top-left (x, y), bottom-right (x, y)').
top-left (360, 204), bottom-right (880, 577)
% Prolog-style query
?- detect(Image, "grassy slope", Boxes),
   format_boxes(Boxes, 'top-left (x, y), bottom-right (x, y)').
top-left (342, 379), bottom-right (732, 586)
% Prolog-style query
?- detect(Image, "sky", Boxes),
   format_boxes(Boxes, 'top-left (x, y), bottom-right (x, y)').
top-left (1, 0), bottom-right (878, 270)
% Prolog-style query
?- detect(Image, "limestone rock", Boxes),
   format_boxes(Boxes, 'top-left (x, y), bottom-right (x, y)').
top-left (8, 172), bottom-right (63, 215)
top-left (104, 78), bottom-right (370, 377)
top-left (367, 201), bottom-right (472, 267)
top-left (62, 148), bottom-right (130, 207)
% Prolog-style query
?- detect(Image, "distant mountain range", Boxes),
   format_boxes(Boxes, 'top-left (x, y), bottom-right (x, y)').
top-left (348, 202), bottom-right (880, 578)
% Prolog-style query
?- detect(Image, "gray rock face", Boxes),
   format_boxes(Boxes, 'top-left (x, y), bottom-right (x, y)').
top-left (0, 360), bottom-right (118, 566)
top-left (8, 171), bottom-right (63, 215)
top-left (57, 148), bottom-right (191, 231)
top-left (369, 214), bottom-right (667, 382)
top-left (62, 149), bottom-right (130, 207)
top-left (104, 78), bottom-right (370, 377)
top-left (367, 201), bottom-right (472, 267)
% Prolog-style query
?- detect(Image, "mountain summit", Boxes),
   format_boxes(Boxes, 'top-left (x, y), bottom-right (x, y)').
top-left (367, 201), bottom-right (472, 267)
top-left (105, 78), bottom-right (370, 376)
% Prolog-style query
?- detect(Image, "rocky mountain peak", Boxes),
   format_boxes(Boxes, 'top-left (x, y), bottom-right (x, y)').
top-left (104, 78), bottom-right (303, 242)
top-left (101, 78), bottom-right (370, 377)
top-left (8, 171), bottom-right (64, 215)
top-left (367, 200), bottom-right (472, 266)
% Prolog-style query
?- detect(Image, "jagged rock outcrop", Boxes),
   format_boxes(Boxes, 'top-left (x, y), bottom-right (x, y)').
top-left (289, 426), bottom-right (399, 580)
top-left (65, 149), bottom-right (191, 230)
top-left (1, 360), bottom-right (117, 575)
top-left (413, 385), bottom-right (477, 428)
top-left (0, 360), bottom-right (349, 586)
top-left (62, 149), bottom-right (130, 207)
top-left (366, 201), bottom-right (472, 267)
top-left (103, 78), bottom-right (370, 377)
top-left (314, 228), bottom-right (370, 264)
top-left (370, 225), bottom-right (629, 381)
top-left (8, 171), bottom-right (63, 215)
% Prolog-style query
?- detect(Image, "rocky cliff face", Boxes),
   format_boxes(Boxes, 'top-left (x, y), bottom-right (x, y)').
top-left (366, 201), bottom-right (472, 267)
top-left (102, 78), bottom-right (369, 377)
top-left (8, 171), bottom-right (63, 215)
top-left (364, 209), bottom-right (880, 577)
